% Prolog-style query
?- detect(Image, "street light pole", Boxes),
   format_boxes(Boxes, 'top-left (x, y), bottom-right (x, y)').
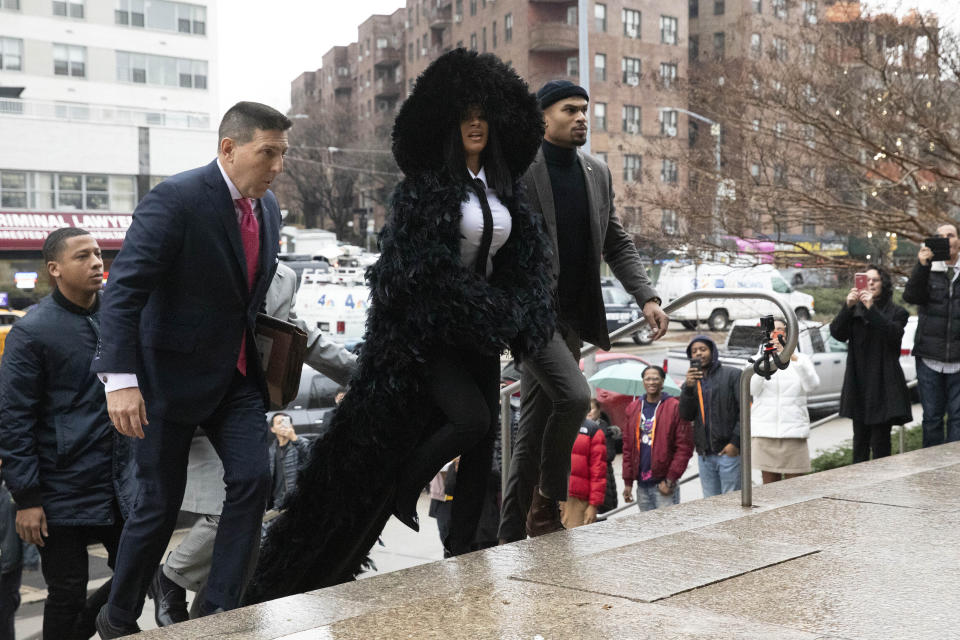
top-left (660, 106), bottom-right (723, 238)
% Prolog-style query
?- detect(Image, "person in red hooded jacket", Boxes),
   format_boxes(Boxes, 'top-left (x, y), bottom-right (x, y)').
top-left (623, 366), bottom-right (694, 511)
top-left (562, 417), bottom-right (608, 528)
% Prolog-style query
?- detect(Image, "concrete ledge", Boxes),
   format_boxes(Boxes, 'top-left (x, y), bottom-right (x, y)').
top-left (139, 442), bottom-right (960, 639)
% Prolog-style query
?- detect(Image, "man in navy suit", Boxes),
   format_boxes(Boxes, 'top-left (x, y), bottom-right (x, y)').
top-left (91, 102), bottom-right (291, 637)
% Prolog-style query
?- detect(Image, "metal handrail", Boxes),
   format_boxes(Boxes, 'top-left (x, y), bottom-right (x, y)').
top-left (499, 289), bottom-right (799, 508)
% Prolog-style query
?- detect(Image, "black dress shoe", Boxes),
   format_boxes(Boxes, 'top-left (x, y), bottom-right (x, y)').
top-left (147, 565), bottom-right (189, 626)
top-left (392, 506), bottom-right (419, 532)
top-left (95, 606), bottom-right (141, 639)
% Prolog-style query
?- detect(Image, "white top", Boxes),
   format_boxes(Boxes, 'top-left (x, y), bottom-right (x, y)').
top-left (100, 159), bottom-right (259, 392)
top-left (459, 167), bottom-right (512, 278)
top-left (750, 352), bottom-right (821, 439)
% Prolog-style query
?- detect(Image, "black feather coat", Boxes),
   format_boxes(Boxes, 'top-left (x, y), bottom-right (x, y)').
top-left (245, 49), bottom-right (554, 603)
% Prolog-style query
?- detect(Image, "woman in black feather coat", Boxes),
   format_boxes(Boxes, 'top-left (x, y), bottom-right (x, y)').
top-left (245, 49), bottom-right (555, 603)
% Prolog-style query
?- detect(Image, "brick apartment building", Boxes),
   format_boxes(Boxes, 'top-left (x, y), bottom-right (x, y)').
top-left (291, 0), bottom-right (692, 243)
top-left (290, 1), bottom-right (875, 250)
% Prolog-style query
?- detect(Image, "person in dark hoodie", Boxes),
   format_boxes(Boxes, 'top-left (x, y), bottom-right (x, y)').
top-left (0, 227), bottom-right (133, 638)
top-left (623, 366), bottom-right (693, 510)
top-left (678, 336), bottom-right (742, 497)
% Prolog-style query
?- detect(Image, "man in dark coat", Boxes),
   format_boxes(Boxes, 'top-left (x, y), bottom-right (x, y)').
top-left (832, 265), bottom-right (912, 462)
top-left (0, 228), bottom-right (134, 638)
top-left (498, 81), bottom-right (669, 542)
top-left (903, 223), bottom-right (960, 447)
top-left (91, 101), bottom-right (289, 636)
top-left (679, 336), bottom-right (742, 497)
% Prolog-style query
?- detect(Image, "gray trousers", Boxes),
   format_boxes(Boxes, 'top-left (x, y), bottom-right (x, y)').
top-left (163, 514), bottom-right (260, 617)
top-left (498, 329), bottom-right (591, 542)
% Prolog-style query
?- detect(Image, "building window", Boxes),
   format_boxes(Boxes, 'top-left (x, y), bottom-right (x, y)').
top-left (455, 0), bottom-right (462, 19)
top-left (622, 105), bottom-right (641, 134)
top-left (750, 163), bottom-right (761, 183)
top-left (803, 0), bottom-right (817, 25)
top-left (117, 51), bottom-right (207, 89)
top-left (566, 5), bottom-right (577, 25)
top-left (661, 158), bottom-right (678, 183)
top-left (492, 21), bottom-right (497, 47)
top-left (775, 121), bottom-right (786, 139)
top-left (566, 56), bottom-right (578, 77)
top-left (115, 0), bottom-right (205, 35)
top-left (803, 222), bottom-right (816, 235)
top-left (595, 151), bottom-right (608, 164)
top-left (53, 43), bottom-right (85, 77)
top-left (0, 37), bottom-right (22, 71)
top-left (662, 209), bottom-right (677, 234)
top-left (713, 32), bottom-right (725, 60)
top-left (622, 9), bottom-right (640, 39)
top-left (0, 170), bottom-right (136, 212)
top-left (470, 33), bottom-right (477, 50)
top-left (0, 0), bottom-right (20, 9)
top-left (594, 102), bottom-right (606, 131)
top-left (752, 0), bottom-right (761, 12)
top-left (53, 0), bottom-right (84, 18)
top-left (624, 155), bottom-right (642, 182)
top-left (408, 42), bottom-right (413, 61)
top-left (376, 37), bottom-right (388, 49)
top-left (622, 57), bottom-right (641, 84)
top-left (659, 62), bottom-right (677, 87)
top-left (689, 35), bottom-right (699, 62)
top-left (595, 3), bottom-right (606, 32)
top-left (774, 164), bottom-right (787, 186)
top-left (482, 26), bottom-right (487, 52)
top-left (469, 0), bottom-right (476, 16)
top-left (713, 0), bottom-right (724, 15)
top-left (660, 109), bottom-right (678, 136)
top-left (803, 41), bottom-right (817, 60)
top-left (594, 53), bottom-right (606, 81)
top-left (773, 0), bottom-right (786, 19)
top-left (750, 33), bottom-right (761, 58)
top-left (773, 36), bottom-right (787, 61)
top-left (660, 16), bottom-right (678, 45)
top-left (752, 118), bottom-right (761, 132)
top-left (505, 13), bottom-right (512, 42)
top-left (689, 0), bottom-right (698, 18)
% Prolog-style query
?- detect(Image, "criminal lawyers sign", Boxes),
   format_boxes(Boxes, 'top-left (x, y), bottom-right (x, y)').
top-left (0, 212), bottom-right (132, 250)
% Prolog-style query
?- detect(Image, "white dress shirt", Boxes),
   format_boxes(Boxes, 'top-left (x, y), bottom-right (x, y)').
top-left (458, 167), bottom-right (512, 278)
top-left (100, 159), bottom-right (259, 392)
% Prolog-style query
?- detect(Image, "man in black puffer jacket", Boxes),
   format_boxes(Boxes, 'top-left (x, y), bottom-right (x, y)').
top-left (0, 228), bottom-right (134, 638)
top-left (678, 335), bottom-right (742, 498)
top-left (903, 223), bottom-right (960, 447)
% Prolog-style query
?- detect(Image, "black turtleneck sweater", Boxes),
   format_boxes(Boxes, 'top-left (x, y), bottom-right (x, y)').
top-left (542, 140), bottom-right (590, 330)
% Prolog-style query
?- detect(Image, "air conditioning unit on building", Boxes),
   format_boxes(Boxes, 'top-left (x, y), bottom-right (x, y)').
top-left (627, 122), bottom-right (639, 134)
top-left (454, 14), bottom-right (462, 22)
top-left (626, 74), bottom-right (640, 86)
top-left (421, 48), bottom-right (428, 55)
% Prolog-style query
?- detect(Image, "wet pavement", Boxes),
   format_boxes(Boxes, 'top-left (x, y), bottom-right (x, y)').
top-left (126, 440), bottom-right (960, 639)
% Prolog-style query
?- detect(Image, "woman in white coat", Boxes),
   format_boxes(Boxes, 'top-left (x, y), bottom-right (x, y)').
top-left (751, 319), bottom-right (821, 483)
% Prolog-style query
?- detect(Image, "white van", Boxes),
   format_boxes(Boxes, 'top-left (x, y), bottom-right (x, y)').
top-left (656, 262), bottom-right (815, 330)
top-left (294, 279), bottom-right (370, 343)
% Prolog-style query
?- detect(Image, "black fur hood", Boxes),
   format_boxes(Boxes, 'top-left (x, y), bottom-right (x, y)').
top-left (392, 48), bottom-right (544, 179)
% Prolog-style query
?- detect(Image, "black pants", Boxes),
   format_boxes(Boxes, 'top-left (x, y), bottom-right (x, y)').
top-left (852, 421), bottom-right (893, 463)
top-left (397, 348), bottom-right (500, 556)
top-left (0, 566), bottom-right (22, 640)
top-left (38, 515), bottom-right (122, 640)
top-left (107, 371), bottom-right (270, 625)
top-left (498, 328), bottom-right (592, 542)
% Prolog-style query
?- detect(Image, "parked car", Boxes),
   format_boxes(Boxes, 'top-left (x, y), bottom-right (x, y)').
top-left (601, 278), bottom-right (651, 345)
top-left (665, 317), bottom-right (919, 413)
top-left (267, 363), bottom-right (343, 437)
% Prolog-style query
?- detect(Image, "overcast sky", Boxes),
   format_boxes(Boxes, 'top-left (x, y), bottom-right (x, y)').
top-left (216, 1), bottom-right (958, 119)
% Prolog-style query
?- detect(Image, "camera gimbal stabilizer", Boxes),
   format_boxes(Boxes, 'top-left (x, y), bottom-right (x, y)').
top-left (748, 315), bottom-right (790, 380)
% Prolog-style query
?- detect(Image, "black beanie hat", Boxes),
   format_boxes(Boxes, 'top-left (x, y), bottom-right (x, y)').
top-left (536, 80), bottom-right (589, 110)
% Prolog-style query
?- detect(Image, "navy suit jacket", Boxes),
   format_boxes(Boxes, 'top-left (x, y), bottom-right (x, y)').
top-left (92, 159), bottom-right (281, 424)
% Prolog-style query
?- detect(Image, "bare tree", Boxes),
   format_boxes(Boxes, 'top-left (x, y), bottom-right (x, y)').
top-left (640, 5), bottom-right (960, 267)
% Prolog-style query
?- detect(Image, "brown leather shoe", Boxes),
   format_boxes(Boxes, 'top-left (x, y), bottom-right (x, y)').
top-left (525, 486), bottom-right (564, 537)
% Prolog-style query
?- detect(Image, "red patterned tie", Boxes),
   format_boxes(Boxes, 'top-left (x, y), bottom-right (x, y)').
top-left (235, 198), bottom-right (260, 375)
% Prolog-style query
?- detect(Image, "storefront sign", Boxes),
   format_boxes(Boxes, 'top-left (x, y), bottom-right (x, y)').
top-left (0, 212), bottom-right (133, 250)
top-left (14, 272), bottom-right (37, 289)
